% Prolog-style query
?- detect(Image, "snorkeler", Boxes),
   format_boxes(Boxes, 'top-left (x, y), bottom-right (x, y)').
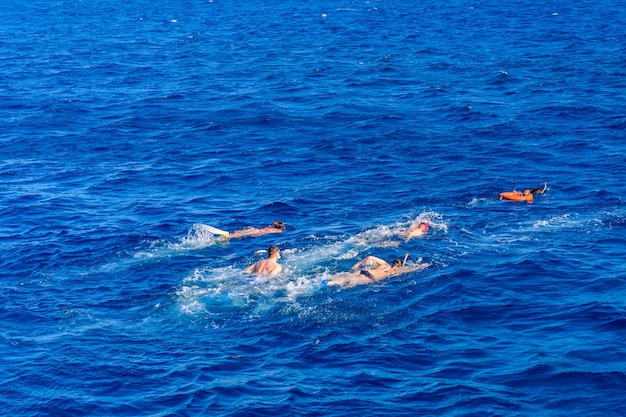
top-left (326, 255), bottom-right (429, 287)
top-left (500, 183), bottom-right (547, 202)
top-left (245, 245), bottom-right (283, 276)
top-left (226, 221), bottom-right (286, 239)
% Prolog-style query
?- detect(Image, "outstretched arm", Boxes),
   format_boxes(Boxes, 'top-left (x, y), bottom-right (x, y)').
top-left (351, 256), bottom-right (388, 270)
top-left (230, 227), bottom-right (283, 239)
top-left (400, 263), bottom-right (430, 274)
top-left (228, 229), bottom-right (256, 239)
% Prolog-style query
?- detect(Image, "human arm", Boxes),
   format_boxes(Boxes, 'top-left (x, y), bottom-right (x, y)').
top-left (399, 263), bottom-right (430, 274)
top-left (229, 227), bottom-right (283, 239)
top-left (351, 256), bottom-right (389, 270)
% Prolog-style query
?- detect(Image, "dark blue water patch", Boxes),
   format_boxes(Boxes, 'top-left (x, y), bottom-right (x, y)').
top-left (491, 363), bottom-right (626, 412)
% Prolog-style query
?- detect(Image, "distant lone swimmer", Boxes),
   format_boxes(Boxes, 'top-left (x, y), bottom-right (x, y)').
top-left (227, 221), bottom-right (286, 239)
top-left (326, 255), bottom-right (429, 287)
top-left (245, 245), bottom-right (283, 276)
top-left (500, 183), bottom-right (547, 203)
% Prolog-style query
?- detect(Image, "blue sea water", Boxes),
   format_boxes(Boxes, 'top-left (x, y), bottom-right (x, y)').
top-left (2, 0), bottom-right (626, 415)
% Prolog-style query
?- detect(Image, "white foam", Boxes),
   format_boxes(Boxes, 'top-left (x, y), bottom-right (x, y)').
top-left (172, 223), bottom-right (222, 250)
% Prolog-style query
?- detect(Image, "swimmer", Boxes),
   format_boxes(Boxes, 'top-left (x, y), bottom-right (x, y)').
top-left (396, 216), bottom-right (430, 241)
top-left (356, 216), bottom-right (430, 247)
top-left (245, 245), bottom-right (283, 276)
top-left (226, 221), bottom-right (286, 239)
top-left (326, 255), bottom-right (429, 287)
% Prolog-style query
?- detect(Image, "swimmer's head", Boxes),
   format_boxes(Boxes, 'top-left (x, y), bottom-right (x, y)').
top-left (273, 221), bottom-right (286, 230)
top-left (391, 258), bottom-right (403, 268)
top-left (418, 216), bottom-right (430, 232)
top-left (268, 245), bottom-right (280, 257)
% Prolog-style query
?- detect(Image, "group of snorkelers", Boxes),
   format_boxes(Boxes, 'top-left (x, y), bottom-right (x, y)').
top-left (220, 217), bottom-right (431, 287)
top-left (210, 183), bottom-right (546, 287)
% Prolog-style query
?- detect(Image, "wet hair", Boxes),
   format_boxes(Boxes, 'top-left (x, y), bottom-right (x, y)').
top-left (273, 221), bottom-right (286, 230)
top-left (391, 258), bottom-right (403, 267)
top-left (268, 245), bottom-right (280, 256)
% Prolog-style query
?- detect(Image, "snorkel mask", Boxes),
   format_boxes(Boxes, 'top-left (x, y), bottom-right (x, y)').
top-left (274, 221), bottom-right (286, 230)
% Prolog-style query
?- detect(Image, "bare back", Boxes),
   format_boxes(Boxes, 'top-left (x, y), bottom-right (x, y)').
top-left (246, 259), bottom-right (282, 276)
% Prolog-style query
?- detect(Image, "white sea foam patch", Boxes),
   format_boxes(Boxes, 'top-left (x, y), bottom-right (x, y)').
top-left (467, 197), bottom-right (492, 208)
top-left (354, 225), bottom-right (396, 246)
top-left (532, 213), bottom-right (602, 231)
top-left (176, 266), bottom-right (242, 314)
top-left (133, 223), bottom-right (223, 261)
top-left (469, 213), bottom-right (599, 249)
top-left (532, 212), bottom-right (611, 236)
top-left (174, 236), bottom-right (369, 316)
top-left (171, 223), bottom-right (223, 250)
top-left (283, 239), bottom-right (363, 272)
top-left (175, 260), bottom-right (325, 316)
